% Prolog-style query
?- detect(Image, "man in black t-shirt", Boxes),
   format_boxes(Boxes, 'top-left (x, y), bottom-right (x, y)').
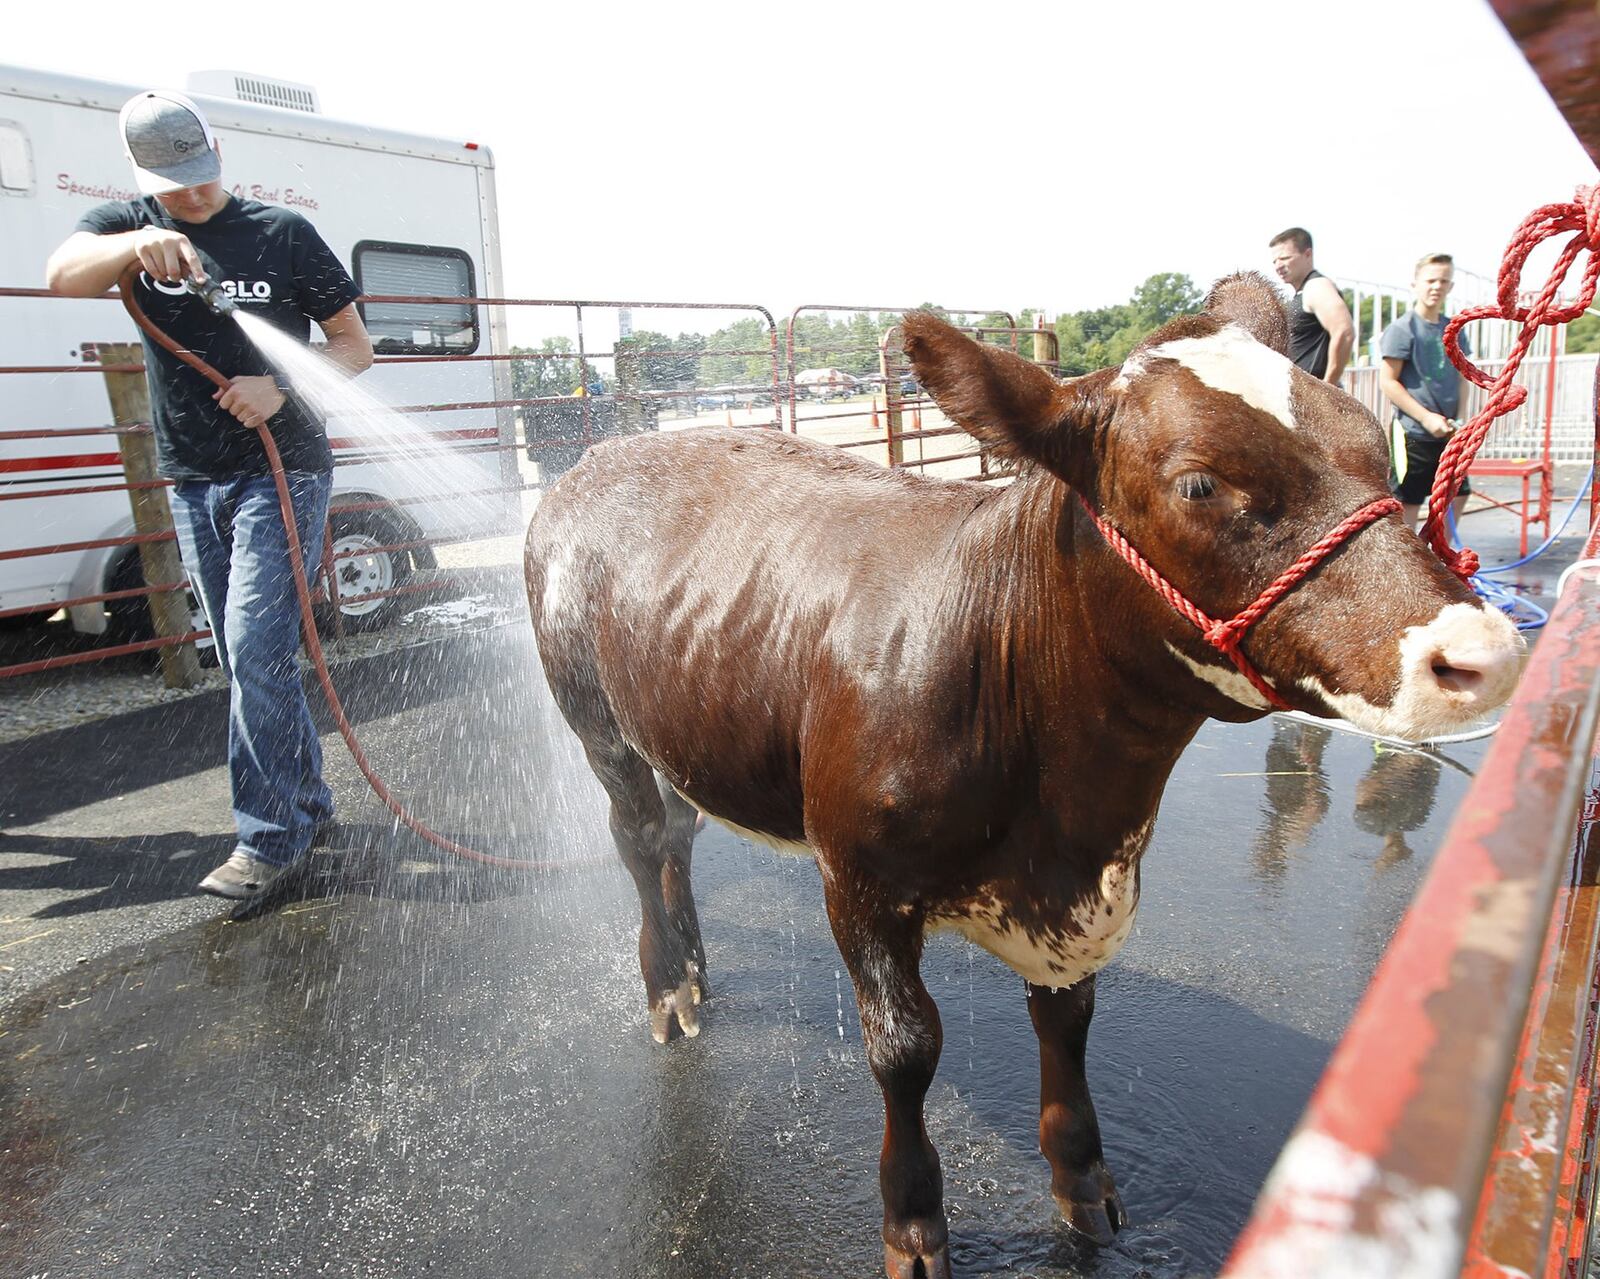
top-left (46, 89), bottom-right (373, 902)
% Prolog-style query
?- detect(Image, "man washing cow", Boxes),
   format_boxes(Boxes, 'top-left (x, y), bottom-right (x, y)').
top-left (524, 273), bottom-right (1521, 1278)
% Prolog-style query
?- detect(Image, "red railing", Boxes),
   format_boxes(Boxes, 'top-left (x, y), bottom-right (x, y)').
top-left (1223, 514), bottom-right (1600, 1277)
top-left (0, 287), bottom-right (782, 677)
top-left (872, 318), bottom-right (1063, 476)
top-left (782, 304), bottom-right (1019, 472)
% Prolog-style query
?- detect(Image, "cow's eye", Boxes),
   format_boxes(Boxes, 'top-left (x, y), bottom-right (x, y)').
top-left (1176, 472), bottom-right (1217, 501)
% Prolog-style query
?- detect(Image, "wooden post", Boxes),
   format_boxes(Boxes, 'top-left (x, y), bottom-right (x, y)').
top-left (100, 342), bottom-right (202, 689)
top-left (1032, 314), bottom-right (1060, 374)
top-left (880, 331), bottom-right (905, 469)
top-left (613, 336), bottom-right (651, 437)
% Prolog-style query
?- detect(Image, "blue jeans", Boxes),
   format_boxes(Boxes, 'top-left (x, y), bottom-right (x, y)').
top-left (171, 471), bottom-right (334, 866)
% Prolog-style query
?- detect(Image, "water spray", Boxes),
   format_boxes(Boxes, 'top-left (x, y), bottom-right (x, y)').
top-left (118, 262), bottom-right (579, 873)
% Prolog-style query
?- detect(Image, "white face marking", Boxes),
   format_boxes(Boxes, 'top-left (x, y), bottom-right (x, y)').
top-left (1235, 1130), bottom-right (1460, 1278)
top-left (1143, 324), bottom-right (1296, 429)
top-left (1301, 601), bottom-right (1524, 739)
top-left (1166, 641), bottom-right (1273, 710)
top-left (927, 820), bottom-right (1153, 988)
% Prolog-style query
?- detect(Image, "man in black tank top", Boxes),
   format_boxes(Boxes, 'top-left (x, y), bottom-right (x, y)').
top-left (1269, 227), bottom-right (1354, 383)
top-left (1288, 268), bottom-right (1332, 374)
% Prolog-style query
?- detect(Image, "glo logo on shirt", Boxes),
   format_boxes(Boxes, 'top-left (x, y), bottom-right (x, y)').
top-left (140, 274), bottom-right (274, 303)
top-left (218, 280), bottom-right (274, 302)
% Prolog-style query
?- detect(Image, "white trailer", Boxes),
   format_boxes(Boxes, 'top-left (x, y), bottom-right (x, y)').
top-left (0, 63), bottom-right (517, 635)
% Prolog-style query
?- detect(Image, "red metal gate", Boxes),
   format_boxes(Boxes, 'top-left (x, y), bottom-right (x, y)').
top-left (783, 304), bottom-right (1021, 474)
top-left (0, 286), bottom-right (781, 679)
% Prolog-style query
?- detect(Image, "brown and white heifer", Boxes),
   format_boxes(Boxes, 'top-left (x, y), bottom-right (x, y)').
top-left (523, 273), bottom-right (1522, 1279)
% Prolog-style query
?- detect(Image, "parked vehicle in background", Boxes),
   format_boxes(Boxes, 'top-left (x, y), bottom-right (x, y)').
top-left (695, 384), bottom-right (770, 411)
top-left (0, 63), bottom-right (518, 637)
top-left (794, 368), bottom-right (860, 400)
top-left (860, 372), bottom-right (923, 399)
top-left (695, 387), bottom-right (737, 412)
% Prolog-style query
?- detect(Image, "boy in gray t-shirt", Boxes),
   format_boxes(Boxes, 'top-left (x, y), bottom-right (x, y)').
top-left (1378, 253), bottom-right (1471, 526)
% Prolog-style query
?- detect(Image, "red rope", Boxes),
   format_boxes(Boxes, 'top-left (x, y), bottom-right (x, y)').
top-left (1077, 493), bottom-right (1400, 711)
top-left (1427, 184), bottom-right (1600, 579)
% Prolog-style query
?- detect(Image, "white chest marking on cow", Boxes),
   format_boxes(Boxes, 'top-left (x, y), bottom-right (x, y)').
top-left (1143, 325), bottom-right (1296, 429)
top-left (1165, 642), bottom-right (1273, 710)
top-left (927, 819), bottom-right (1153, 988)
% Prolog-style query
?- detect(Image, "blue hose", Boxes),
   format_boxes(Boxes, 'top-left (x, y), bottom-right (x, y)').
top-left (1436, 464), bottom-right (1594, 630)
top-left (1459, 464), bottom-right (1594, 574)
top-left (1469, 573), bottom-right (1550, 630)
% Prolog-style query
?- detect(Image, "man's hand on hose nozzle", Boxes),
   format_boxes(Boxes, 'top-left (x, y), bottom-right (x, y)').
top-left (131, 226), bottom-right (206, 286)
top-left (215, 377), bottom-right (285, 431)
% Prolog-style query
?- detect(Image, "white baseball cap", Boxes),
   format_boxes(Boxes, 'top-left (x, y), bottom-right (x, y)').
top-left (118, 90), bottom-right (221, 194)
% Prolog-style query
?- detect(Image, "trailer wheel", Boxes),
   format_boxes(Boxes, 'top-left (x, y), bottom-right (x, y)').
top-left (319, 510), bottom-right (416, 633)
top-left (106, 551), bottom-right (216, 664)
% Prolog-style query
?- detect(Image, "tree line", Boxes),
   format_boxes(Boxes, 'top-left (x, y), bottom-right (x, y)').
top-left (505, 273), bottom-right (1209, 399)
top-left (507, 271), bottom-right (1600, 406)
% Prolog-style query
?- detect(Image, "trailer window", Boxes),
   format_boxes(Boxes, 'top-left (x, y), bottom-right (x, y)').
top-left (353, 242), bottom-right (478, 356)
top-left (0, 123), bottom-right (33, 195)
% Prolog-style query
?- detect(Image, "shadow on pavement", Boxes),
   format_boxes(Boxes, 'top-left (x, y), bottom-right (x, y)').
top-left (0, 834), bottom-right (1326, 1279)
top-left (0, 633), bottom-right (507, 828)
top-left (0, 828), bottom-right (233, 917)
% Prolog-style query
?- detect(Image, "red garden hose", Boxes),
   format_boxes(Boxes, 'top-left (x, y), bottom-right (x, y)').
top-left (118, 263), bottom-right (590, 872)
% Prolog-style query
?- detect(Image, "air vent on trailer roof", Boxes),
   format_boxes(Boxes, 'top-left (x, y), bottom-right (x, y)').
top-left (185, 71), bottom-right (321, 114)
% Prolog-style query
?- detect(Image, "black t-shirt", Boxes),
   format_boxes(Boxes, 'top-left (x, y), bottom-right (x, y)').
top-left (76, 196), bottom-right (360, 480)
top-left (1287, 268), bottom-right (1332, 379)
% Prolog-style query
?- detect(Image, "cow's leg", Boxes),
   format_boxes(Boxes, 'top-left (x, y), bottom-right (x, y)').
top-left (655, 773), bottom-right (708, 998)
top-left (579, 734), bottom-right (704, 1042)
top-left (1026, 976), bottom-right (1126, 1245)
top-left (821, 872), bottom-right (950, 1279)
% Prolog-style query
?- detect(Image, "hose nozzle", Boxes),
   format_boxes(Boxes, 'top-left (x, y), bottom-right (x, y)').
top-left (184, 277), bottom-right (237, 318)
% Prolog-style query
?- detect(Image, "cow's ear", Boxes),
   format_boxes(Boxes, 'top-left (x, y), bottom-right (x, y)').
top-left (901, 311), bottom-right (1114, 481)
top-left (1203, 272), bottom-right (1290, 355)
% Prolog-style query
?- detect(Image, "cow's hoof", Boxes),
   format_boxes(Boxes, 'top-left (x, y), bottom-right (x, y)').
top-left (648, 967), bottom-right (704, 1043)
top-left (884, 1239), bottom-right (951, 1279)
top-left (1055, 1183), bottom-right (1127, 1247)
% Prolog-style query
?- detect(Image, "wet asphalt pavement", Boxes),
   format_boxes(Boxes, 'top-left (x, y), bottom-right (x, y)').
top-left (0, 611), bottom-right (1502, 1279)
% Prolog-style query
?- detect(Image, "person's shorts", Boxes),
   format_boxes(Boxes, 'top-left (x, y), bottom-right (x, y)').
top-left (1388, 419), bottom-right (1471, 506)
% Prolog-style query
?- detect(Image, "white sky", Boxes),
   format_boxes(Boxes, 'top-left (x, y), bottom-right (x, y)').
top-left (9, 0), bottom-right (1598, 333)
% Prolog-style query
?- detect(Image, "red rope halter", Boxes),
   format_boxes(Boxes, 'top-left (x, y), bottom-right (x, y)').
top-left (1426, 184), bottom-right (1600, 579)
top-left (1076, 493), bottom-right (1399, 711)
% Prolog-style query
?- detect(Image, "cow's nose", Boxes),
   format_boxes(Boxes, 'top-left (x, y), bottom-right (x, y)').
top-left (1424, 638), bottom-right (1521, 705)
top-left (1429, 655), bottom-right (1483, 695)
